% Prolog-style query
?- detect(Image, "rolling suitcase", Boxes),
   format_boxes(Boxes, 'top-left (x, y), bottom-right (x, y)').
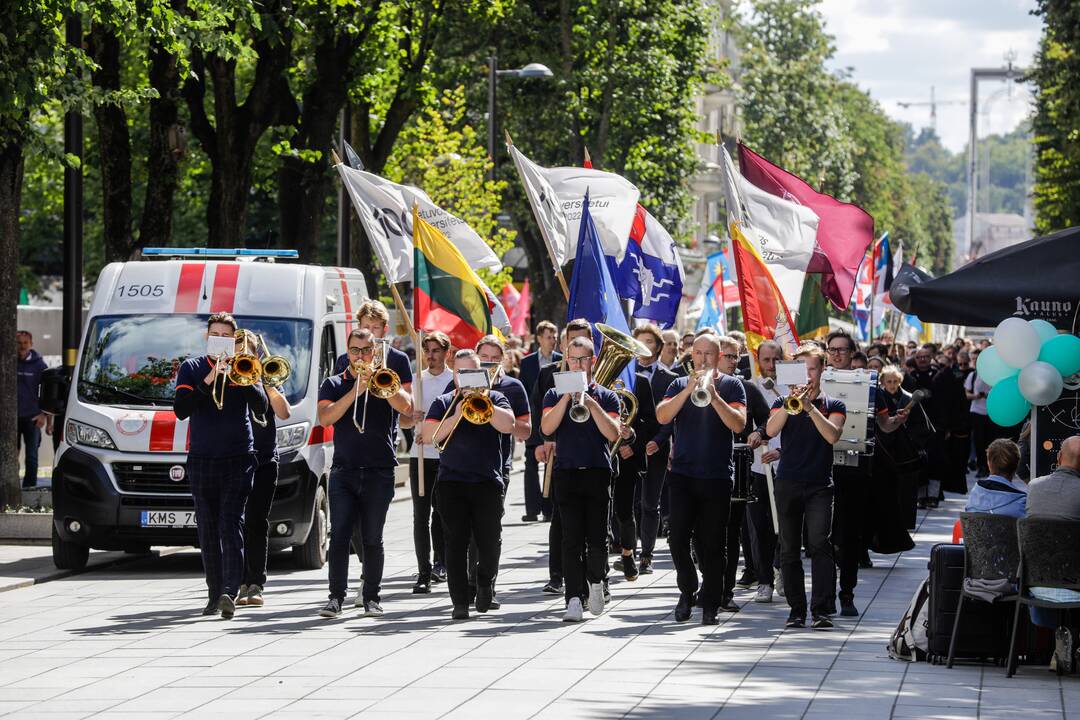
top-left (926, 543), bottom-right (1011, 665)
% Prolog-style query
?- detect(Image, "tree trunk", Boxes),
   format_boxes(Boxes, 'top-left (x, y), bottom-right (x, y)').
top-left (87, 24), bottom-right (133, 262)
top-left (0, 142), bottom-right (24, 507)
top-left (138, 38), bottom-right (183, 248)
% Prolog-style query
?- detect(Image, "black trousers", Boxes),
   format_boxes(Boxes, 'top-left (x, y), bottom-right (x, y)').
top-left (775, 481), bottom-right (835, 618)
top-left (523, 447), bottom-right (553, 517)
top-left (553, 468), bottom-right (610, 602)
top-left (241, 460), bottom-right (278, 588)
top-left (667, 472), bottom-right (730, 611)
top-left (614, 455), bottom-right (643, 552)
top-left (468, 465), bottom-right (508, 591)
top-left (638, 449), bottom-right (668, 558)
top-left (723, 499), bottom-right (748, 600)
top-left (746, 472), bottom-right (778, 587)
top-left (188, 453), bottom-right (256, 600)
top-left (410, 458), bottom-right (443, 579)
top-left (971, 413), bottom-right (991, 475)
top-left (833, 460), bottom-right (870, 600)
top-left (436, 480), bottom-right (503, 608)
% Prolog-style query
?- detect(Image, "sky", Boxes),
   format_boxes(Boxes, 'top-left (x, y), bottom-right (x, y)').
top-left (817, 0), bottom-right (1044, 153)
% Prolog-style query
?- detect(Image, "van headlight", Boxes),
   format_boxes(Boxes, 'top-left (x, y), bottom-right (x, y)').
top-left (276, 423), bottom-right (309, 451)
top-left (66, 419), bottom-right (117, 450)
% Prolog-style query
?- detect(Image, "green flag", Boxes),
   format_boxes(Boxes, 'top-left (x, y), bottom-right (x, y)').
top-left (796, 274), bottom-right (829, 341)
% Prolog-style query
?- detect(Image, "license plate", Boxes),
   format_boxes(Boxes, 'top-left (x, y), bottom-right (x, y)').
top-left (140, 510), bottom-right (197, 528)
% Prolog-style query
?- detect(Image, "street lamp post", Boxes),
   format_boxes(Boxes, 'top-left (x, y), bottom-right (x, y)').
top-left (487, 54), bottom-right (553, 180)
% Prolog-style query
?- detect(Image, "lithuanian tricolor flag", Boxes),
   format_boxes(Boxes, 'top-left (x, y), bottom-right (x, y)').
top-left (412, 205), bottom-right (496, 349)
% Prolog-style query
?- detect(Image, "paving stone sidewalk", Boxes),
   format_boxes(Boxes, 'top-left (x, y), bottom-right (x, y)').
top-left (0, 469), bottom-right (1075, 719)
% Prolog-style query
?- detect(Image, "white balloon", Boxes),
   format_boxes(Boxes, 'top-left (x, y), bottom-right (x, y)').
top-left (994, 318), bottom-right (1041, 368)
top-left (1018, 360), bottom-right (1064, 406)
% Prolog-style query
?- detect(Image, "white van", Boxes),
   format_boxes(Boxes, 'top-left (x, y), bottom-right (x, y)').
top-left (44, 248), bottom-right (368, 571)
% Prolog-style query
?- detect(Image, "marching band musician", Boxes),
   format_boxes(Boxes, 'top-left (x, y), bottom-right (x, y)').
top-left (237, 331), bottom-right (291, 609)
top-left (423, 349), bottom-right (517, 620)
top-left (520, 321), bottom-right (560, 522)
top-left (655, 334), bottom-right (747, 625)
top-left (317, 328), bottom-right (413, 619)
top-left (541, 336), bottom-right (622, 623)
top-left (397, 330), bottom-right (452, 594)
top-left (765, 343), bottom-right (846, 630)
top-left (174, 312), bottom-right (269, 619)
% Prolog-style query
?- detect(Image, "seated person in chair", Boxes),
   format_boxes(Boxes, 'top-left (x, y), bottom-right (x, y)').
top-left (965, 439), bottom-right (1026, 518)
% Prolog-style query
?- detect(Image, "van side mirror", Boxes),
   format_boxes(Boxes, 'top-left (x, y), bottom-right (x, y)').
top-left (40, 366), bottom-right (71, 416)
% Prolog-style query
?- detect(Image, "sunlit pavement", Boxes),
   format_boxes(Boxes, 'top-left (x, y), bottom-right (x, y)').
top-left (0, 468), bottom-right (1075, 719)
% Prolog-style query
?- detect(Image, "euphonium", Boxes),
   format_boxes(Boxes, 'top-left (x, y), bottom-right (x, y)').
top-left (783, 385), bottom-right (811, 415)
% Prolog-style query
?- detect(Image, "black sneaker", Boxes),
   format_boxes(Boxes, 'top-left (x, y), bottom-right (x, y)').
top-left (413, 578), bottom-right (431, 594)
top-left (612, 558), bottom-right (624, 572)
top-left (735, 570), bottom-right (756, 589)
top-left (1054, 626), bottom-right (1074, 674)
top-left (521, 514), bottom-right (539, 522)
top-left (811, 615), bottom-right (834, 630)
top-left (476, 585), bottom-right (494, 613)
top-left (542, 579), bottom-right (563, 594)
top-left (218, 594), bottom-right (235, 620)
top-left (622, 554), bottom-right (639, 581)
top-left (639, 556), bottom-right (654, 575)
top-left (363, 600), bottom-right (384, 617)
top-left (432, 562), bottom-right (447, 583)
top-left (859, 552), bottom-right (874, 569)
top-left (488, 597), bottom-right (501, 611)
top-left (674, 593), bottom-right (694, 622)
top-left (201, 599), bottom-right (218, 616)
top-left (319, 597), bottom-right (342, 618)
top-left (840, 598), bottom-right (859, 617)
top-left (452, 605), bottom-right (469, 620)
top-left (785, 614), bottom-right (806, 629)
top-left (702, 608), bottom-right (719, 625)
top-left (719, 595), bottom-right (740, 613)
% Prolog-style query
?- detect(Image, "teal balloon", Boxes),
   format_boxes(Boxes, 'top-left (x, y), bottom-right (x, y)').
top-left (976, 346), bottom-right (1018, 386)
top-left (1030, 319), bottom-right (1058, 344)
top-left (1038, 334), bottom-right (1080, 378)
top-left (987, 376), bottom-right (1031, 427)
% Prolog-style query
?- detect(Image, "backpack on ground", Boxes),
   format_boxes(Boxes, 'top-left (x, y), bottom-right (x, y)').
top-left (888, 577), bottom-right (929, 662)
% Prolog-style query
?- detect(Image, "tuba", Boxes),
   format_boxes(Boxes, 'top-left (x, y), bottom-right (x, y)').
top-left (592, 324), bottom-right (651, 457)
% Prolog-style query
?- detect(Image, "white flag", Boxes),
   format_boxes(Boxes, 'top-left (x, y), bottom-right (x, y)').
top-left (336, 165), bottom-right (502, 283)
top-left (507, 143), bottom-right (639, 265)
top-left (718, 145), bottom-right (817, 313)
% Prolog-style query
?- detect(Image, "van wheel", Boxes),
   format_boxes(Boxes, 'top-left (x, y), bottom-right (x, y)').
top-left (52, 526), bottom-right (89, 571)
top-left (294, 484), bottom-right (329, 570)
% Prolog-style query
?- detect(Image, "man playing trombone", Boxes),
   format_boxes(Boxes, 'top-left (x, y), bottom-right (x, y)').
top-left (317, 328), bottom-right (413, 619)
top-left (174, 312), bottom-right (269, 619)
top-left (423, 349), bottom-right (517, 620)
top-left (541, 336), bottom-right (622, 623)
top-left (655, 333), bottom-right (746, 625)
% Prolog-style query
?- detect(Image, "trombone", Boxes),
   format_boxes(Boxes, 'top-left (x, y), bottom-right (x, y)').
top-left (353, 339), bottom-right (402, 433)
top-left (432, 388), bottom-right (494, 451)
top-left (212, 330), bottom-right (262, 410)
top-left (783, 385), bottom-right (812, 415)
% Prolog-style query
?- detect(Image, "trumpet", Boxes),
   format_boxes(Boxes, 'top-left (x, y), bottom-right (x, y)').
top-left (568, 392), bottom-right (591, 423)
top-left (691, 368), bottom-right (714, 408)
top-left (433, 388), bottom-right (494, 451)
top-left (212, 330), bottom-right (262, 410)
top-left (353, 340), bottom-right (401, 433)
top-left (783, 385), bottom-right (812, 415)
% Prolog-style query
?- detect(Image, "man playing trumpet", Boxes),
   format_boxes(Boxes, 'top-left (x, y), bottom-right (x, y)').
top-left (765, 343), bottom-right (846, 630)
top-left (317, 328), bottom-right (412, 619)
top-left (656, 334), bottom-right (747, 625)
top-left (424, 350), bottom-right (517, 620)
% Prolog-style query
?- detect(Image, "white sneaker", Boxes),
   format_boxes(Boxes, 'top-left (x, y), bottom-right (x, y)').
top-left (564, 597), bottom-right (584, 622)
top-left (353, 590), bottom-right (363, 608)
top-left (754, 584), bottom-right (774, 603)
top-left (774, 568), bottom-right (785, 598)
top-left (587, 582), bottom-right (606, 616)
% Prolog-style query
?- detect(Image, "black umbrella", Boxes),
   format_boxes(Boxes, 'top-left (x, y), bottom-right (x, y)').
top-left (890, 226), bottom-right (1080, 332)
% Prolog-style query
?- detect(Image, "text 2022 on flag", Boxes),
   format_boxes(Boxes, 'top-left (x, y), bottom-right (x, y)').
top-left (412, 206), bottom-right (499, 349)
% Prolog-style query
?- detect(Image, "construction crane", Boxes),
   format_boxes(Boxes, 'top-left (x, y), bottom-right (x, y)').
top-left (897, 86), bottom-right (966, 134)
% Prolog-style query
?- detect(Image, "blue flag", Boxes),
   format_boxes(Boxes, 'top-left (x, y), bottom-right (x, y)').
top-left (605, 206), bottom-right (684, 328)
top-left (568, 193), bottom-right (637, 390)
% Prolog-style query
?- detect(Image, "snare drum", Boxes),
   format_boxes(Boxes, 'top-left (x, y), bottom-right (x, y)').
top-left (731, 444), bottom-right (756, 503)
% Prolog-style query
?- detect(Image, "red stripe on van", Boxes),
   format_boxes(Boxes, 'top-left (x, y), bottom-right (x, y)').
top-left (174, 264), bottom-right (205, 313)
top-left (309, 425), bottom-right (334, 445)
top-left (336, 268), bottom-right (353, 333)
top-left (149, 411), bottom-right (177, 451)
top-left (210, 264), bottom-right (240, 313)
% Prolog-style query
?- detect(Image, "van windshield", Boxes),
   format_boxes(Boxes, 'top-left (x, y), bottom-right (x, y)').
top-left (78, 315), bottom-right (313, 407)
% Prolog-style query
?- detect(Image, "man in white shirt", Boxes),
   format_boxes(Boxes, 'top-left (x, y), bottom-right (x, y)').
top-left (400, 331), bottom-right (453, 593)
top-left (658, 330), bottom-right (680, 373)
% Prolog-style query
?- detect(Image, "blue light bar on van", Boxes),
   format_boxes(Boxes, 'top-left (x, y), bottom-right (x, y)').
top-left (142, 248), bottom-right (300, 258)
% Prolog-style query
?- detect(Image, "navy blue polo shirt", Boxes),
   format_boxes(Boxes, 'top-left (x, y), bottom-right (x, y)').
top-left (542, 385), bottom-right (621, 471)
top-left (772, 394), bottom-right (847, 486)
top-left (334, 345), bottom-right (413, 386)
top-left (425, 390), bottom-right (511, 484)
top-left (318, 369), bottom-right (401, 469)
top-left (442, 374), bottom-right (531, 473)
top-left (251, 406), bottom-right (277, 465)
top-left (174, 356), bottom-right (263, 458)
top-left (663, 374), bottom-right (747, 480)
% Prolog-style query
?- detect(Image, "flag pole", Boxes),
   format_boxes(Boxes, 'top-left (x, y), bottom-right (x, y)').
top-left (505, 130), bottom-right (570, 301)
